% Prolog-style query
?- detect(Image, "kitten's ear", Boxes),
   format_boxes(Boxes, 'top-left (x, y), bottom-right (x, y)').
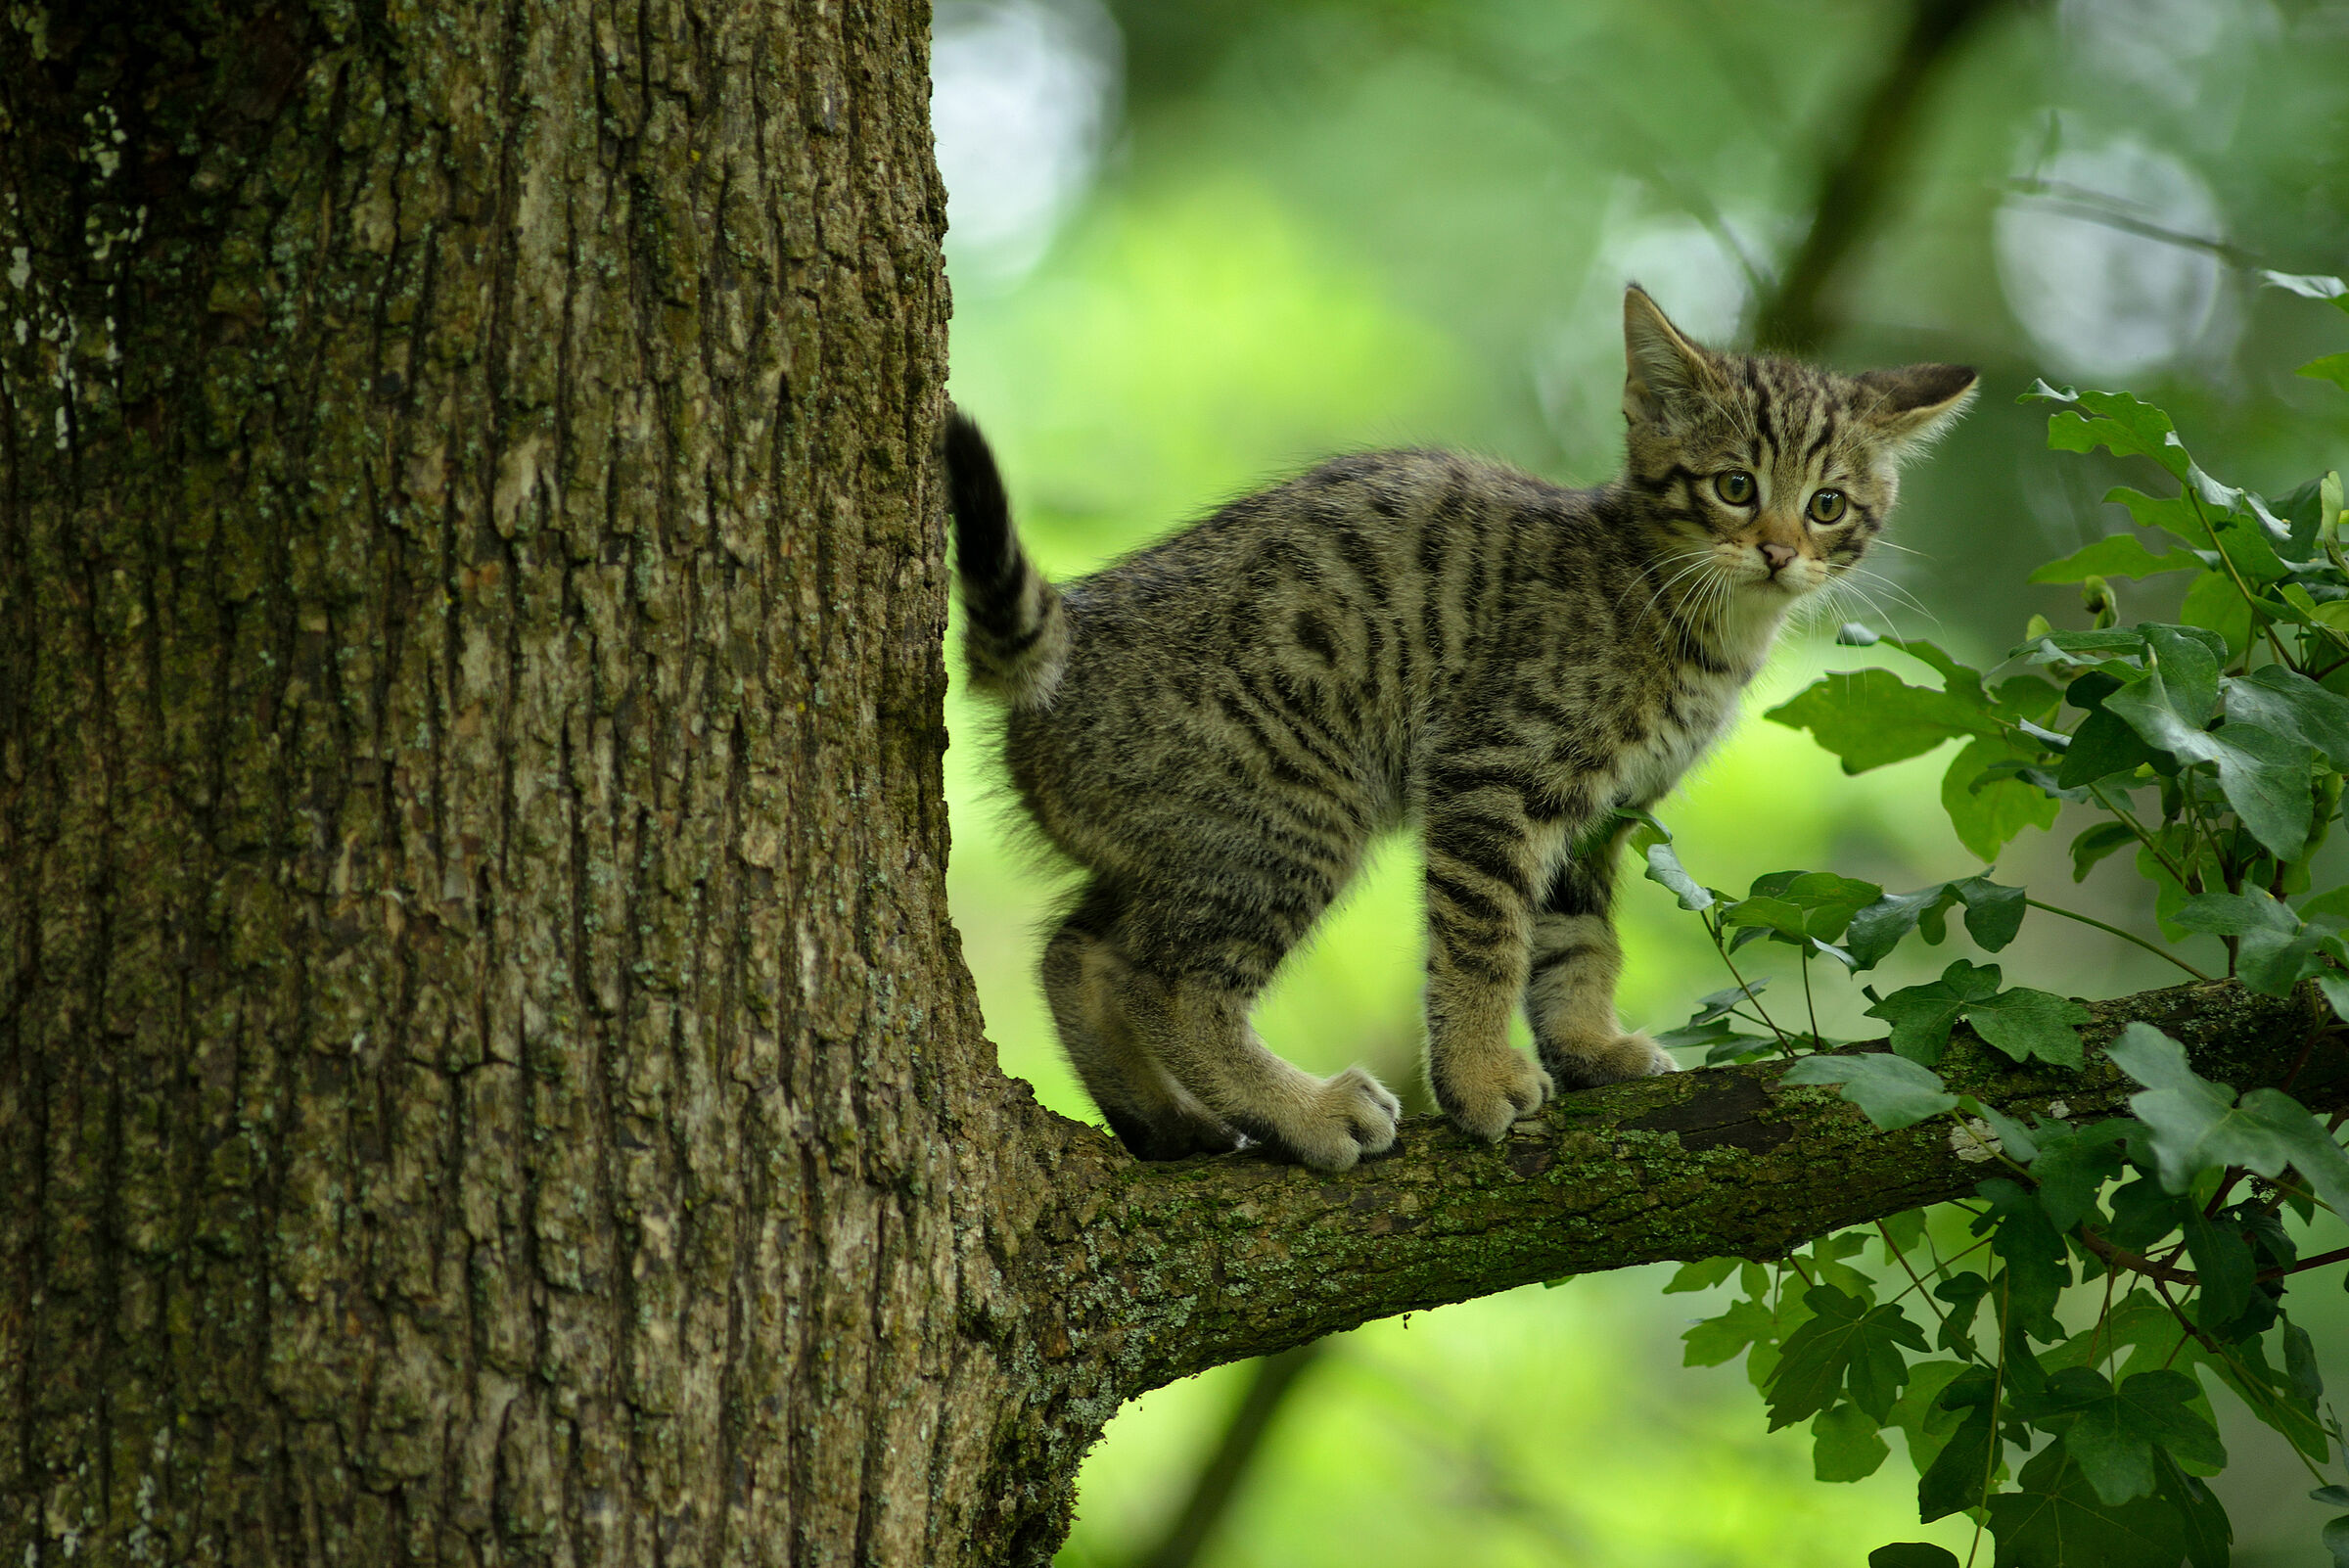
top-left (1857, 363), bottom-right (1979, 453)
top-left (1622, 285), bottom-right (1717, 422)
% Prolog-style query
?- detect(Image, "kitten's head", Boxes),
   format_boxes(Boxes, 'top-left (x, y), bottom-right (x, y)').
top-left (1618, 284), bottom-right (1976, 609)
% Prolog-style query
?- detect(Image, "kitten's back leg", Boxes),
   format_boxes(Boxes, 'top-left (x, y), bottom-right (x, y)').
top-left (1042, 881), bottom-right (1241, 1160)
top-left (1527, 838), bottom-right (1677, 1088)
top-left (1113, 876), bottom-right (1400, 1173)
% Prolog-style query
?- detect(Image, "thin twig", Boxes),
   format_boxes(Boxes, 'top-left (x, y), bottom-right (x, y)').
top-left (2023, 898), bottom-right (2214, 982)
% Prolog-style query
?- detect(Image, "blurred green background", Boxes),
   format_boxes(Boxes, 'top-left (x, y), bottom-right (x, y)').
top-left (930, 0), bottom-right (2349, 1561)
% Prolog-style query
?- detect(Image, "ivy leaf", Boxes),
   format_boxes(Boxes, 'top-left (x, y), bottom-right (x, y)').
top-left (2025, 1120), bottom-right (2131, 1233)
top-left (2152, 1452), bottom-right (2233, 1568)
top-left (1766, 668), bottom-right (1996, 772)
top-left (1916, 1400), bottom-right (1998, 1522)
top-left (1813, 1401), bottom-right (1891, 1482)
top-left (1844, 876), bottom-right (2025, 970)
top-left (2180, 570), bottom-right (2252, 663)
top-left (2068, 820), bottom-right (2139, 881)
top-left (1764, 1284), bottom-right (1927, 1427)
top-left (2104, 667), bottom-right (2317, 859)
top-left (1869, 1547), bottom-right (1959, 1568)
top-left (2106, 1023), bottom-right (2349, 1214)
top-left (2262, 269), bottom-right (2349, 305)
top-left (2027, 383), bottom-right (2193, 480)
top-left (1933, 1272), bottom-right (1991, 1359)
top-left (1966, 986), bottom-right (2090, 1069)
top-left (1944, 735), bottom-right (2061, 860)
top-left (2182, 1210), bottom-right (2259, 1337)
top-left (2029, 533), bottom-right (2198, 583)
top-left (1865, 959), bottom-right (2004, 1064)
top-left (1663, 1257), bottom-right (1741, 1294)
top-left (1987, 1449), bottom-right (2184, 1568)
top-left (2031, 1367), bottom-right (2227, 1505)
top-left (1681, 1296), bottom-right (1779, 1368)
top-left (2223, 663), bottom-right (2349, 768)
top-left (2055, 709), bottom-right (2157, 789)
top-left (1782, 1052), bottom-right (1959, 1130)
top-left (1643, 840), bottom-right (1715, 911)
top-left (2169, 889), bottom-right (2300, 936)
top-left (1979, 1178), bottom-right (2072, 1342)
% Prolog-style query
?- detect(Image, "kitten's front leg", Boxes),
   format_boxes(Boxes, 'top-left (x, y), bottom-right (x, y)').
top-left (1527, 834), bottom-right (1678, 1088)
top-left (1421, 793), bottom-right (1555, 1141)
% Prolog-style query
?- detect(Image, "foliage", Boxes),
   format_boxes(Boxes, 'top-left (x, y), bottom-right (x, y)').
top-left (1657, 277), bottom-right (2349, 1566)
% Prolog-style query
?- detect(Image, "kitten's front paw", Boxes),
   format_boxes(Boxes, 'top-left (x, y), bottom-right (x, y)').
top-left (1542, 1030), bottom-right (1678, 1090)
top-left (1432, 1047), bottom-right (1553, 1142)
top-left (1275, 1067), bottom-right (1402, 1172)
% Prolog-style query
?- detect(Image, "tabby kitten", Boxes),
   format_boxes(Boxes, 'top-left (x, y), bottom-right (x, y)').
top-left (947, 286), bottom-right (1975, 1171)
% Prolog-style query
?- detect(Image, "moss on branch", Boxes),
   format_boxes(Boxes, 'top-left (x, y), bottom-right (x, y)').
top-left (1041, 981), bottom-right (2341, 1399)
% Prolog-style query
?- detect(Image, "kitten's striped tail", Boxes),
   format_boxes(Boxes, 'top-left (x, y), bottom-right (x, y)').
top-left (944, 410), bottom-right (1070, 707)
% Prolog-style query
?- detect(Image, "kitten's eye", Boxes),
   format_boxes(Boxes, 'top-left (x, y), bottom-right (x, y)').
top-left (1714, 471), bottom-right (1755, 506)
top-left (1807, 489), bottom-right (1847, 524)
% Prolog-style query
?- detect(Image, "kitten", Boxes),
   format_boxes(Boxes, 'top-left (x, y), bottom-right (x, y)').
top-left (946, 286), bottom-right (1975, 1170)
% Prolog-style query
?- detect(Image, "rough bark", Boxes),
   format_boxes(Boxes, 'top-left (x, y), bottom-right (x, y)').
top-left (0, 1), bottom-right (1036, 1563)
top-left (3, 6), bottom-right (2343, 1568)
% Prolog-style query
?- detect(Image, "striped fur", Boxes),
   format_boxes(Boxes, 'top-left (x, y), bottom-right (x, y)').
top-left (947, 286), bottom-right (1975, 1170)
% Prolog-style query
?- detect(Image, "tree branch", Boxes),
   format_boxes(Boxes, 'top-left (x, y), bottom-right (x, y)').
top-left (1051, 982), bottom-right (2341, 1400)
top-left (1753, 0), bottom-right (2006, 350)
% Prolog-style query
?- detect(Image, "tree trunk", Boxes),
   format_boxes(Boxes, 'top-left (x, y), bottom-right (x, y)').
top-left (6, 7), bottom-right (2346, 1568)
top-left (0, 1), bottom-right (1065, 1561)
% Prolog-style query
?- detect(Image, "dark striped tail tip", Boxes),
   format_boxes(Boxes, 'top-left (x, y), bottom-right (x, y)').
top-left (943, 409), bottom-right (1014, 585)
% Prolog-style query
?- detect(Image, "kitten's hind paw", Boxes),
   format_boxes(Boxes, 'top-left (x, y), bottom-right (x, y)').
top-left (1432, 1047), bottom-right (1553, 1143)
top-left (1272, 1067), bottom-right (1402, 1172)
top-left (1542, 1031), bottom-right (1678, 1091)
top-left (1103, 1107), bottom-right (1244, 1163)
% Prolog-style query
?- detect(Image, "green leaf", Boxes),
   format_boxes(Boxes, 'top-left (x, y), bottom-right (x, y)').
top-left (2170, 889), bottom-right (2300, 936)
top-left (2107, 1022), bottom-right (2349, 1214)
top-left (2180, 569), bottom-right (2253, 662)
top-left (2030, 533), bottom-right (2198, 583)
top-left (2104, 669), bottom-right (2317, 859)
top-left (1917, 1401), bottom-right (1998, 1522)
top-left (1869, 1547), bottom-right (1959, 1568)
top-left (2182, 1210), bottom-right (2257, 1335)
top-left (2262, 269), bottom-right (2349, 304)
top-left (1766, 668), bottom-right (1995, 773)
top-left (2142, 625), bottom-right (2222, 721)
top-left (1844, 876), bottom-right (2025, 969)
top-left (1725, 870), bottom-right (1884, 943)
top-left (1643, 841), bottom-right (1715, 911)
top-left (2152, 1452), bottom-right (2232, 1568)
top-left (2284, 1320), bottom-right (2323, 1404)
top-left (1944, 735), bottom-right (2061, 860)
top-left (1681, 1296), bottom-right (1778, 1368)
top-left (1966, 986), bottom-right (2090, 1069)
top-left (1988, 1449), bottom-right (2184, 1568)
top-left (1813, 1401), bottom-right (1891, 1482)
top-left (2329, 1516), bottom-right (2349, 1568)
top-left (2055, 709), bottom-right (2157, 789)
top-left (1782, 1052), bottom-right (1959, 1130)
top-left (2031, 1367), bottom-right (2227, 1505)
top-left (1932, 1273), bottom-right (1991, 1359)
top-left (2223, 663), bottom-right (2349, 768)
top-left (2299, 351), bottom-right (2349, 392)
top-left (1980, 1178), bottom-right (2071, 1342)
top-left (1764, 1284), bottom-right (1928, 1427)
top-left (1663, 1257), bottom-right (1740, 1294)
top-left (1865, 960), bottom-right (2002, 1065)
top-left (2069, 820), bottom-right (2138, 881)
top-left (2028, 383), bottom-right (2192, 480)
top-left (2026, 1120), bottom-right (2130, 1232)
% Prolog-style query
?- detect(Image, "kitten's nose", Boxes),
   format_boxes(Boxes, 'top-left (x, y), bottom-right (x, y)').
top-left (1760, 541), bottom-right (1796, 574)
